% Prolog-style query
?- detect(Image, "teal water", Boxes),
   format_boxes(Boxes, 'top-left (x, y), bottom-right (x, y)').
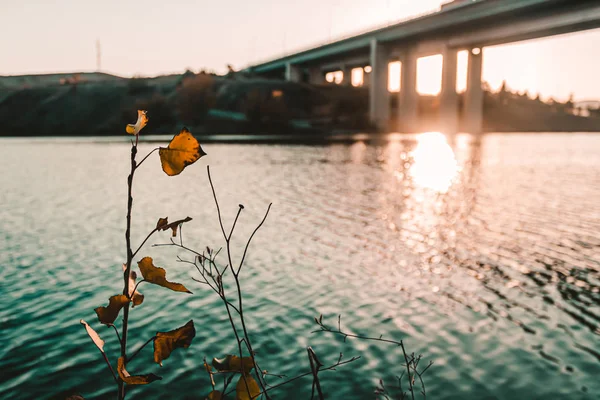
top-left (1, 133), bottom-right (599, 399)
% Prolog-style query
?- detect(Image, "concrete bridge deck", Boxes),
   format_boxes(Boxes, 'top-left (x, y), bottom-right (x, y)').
top-left (243, 0), bottom-right (600, 133)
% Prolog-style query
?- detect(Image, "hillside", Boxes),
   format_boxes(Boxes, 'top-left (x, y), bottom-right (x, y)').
top-left (0, 71), bottom-right (598, 136)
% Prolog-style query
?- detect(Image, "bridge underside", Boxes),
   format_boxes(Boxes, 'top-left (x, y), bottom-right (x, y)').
top-left (245, 0), bottom-right (600, 133)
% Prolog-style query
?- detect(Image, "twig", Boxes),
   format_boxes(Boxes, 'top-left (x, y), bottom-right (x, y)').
top-left (135, 147), bottom-right (159, 168)
top-left (127, 336), bottom-right (157, 363)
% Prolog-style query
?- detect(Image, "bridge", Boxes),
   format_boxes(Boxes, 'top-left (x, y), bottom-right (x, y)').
top-left (243, 0), bottom-right (600, 133)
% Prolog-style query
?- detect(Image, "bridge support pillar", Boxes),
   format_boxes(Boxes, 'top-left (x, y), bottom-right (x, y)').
top-left (369, 40), bottom-right (390, 131)
top-left (342, 65), bottom-right (353, 86)
top-left (398, 50), bottom-right (418, 132)
top-left (464, 48), bottom-right (483, 134)
top-left (308, 68), bottom-right (323, 84)
top-left (363, 66), bottom-right (371, 87)
top-left (285, 63), bottom-right (302, 82)
top-left (439, 47), bottom-right (459, 134)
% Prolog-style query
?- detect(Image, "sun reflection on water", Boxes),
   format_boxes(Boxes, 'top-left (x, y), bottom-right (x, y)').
top-left (409, 132), bottom-right (458, 193)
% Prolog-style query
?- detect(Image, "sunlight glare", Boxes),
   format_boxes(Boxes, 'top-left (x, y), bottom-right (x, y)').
top-left (388, 61), bottom-right (401, 92)
top-left (351, 68), bottom-right (364, 86)
top-left (410, 132), bottom-right (458, 192)
top-left (417, 55), bottom-right (442, 95)
top-left (456, 50), bottom-right (468, 93)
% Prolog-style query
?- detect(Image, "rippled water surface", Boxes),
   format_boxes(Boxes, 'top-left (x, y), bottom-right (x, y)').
top-left (1, 133), bottom-right (599, 399)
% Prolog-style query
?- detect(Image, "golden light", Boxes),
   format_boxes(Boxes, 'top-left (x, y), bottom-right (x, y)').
top-left (456, 50), bottom-right (468, 93)
top-left (409, 132), bottom-right (458, 192)
top-left (364, 65), bottom-right (372, 73)
top-left (388, 61), bottom-right (401, 92)
top-left (417, 55), bottom-right (443, 95)
top-left (325, 71), bottom-right (343, 84)
top-left (351, 67), bottom-right (363, 86)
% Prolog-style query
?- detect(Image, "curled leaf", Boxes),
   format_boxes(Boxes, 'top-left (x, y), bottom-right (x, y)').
top-left (236, 375), bottom-right (260, 400)
top-left (138, 257), bottom-right (192, 294)
top-left (212, 355), bottom-right (254, 375)
top-left (94, 295), bottom-right (130, 325)
top-left (117, 357), bottom-right (162, 385)
top-left (157, 216), bottom-right (193, 237)
top-left (123, 263), bottom-right (144, 307)
top-left (159, 127), bottom-right (206, 176)
top-left (154, 320), bottom-right (196, 366)
top-left (80, 320), bottom-right (105, 352)
top-left (156, 217), bottom-right (169, 230)
top-left (125, 110), bottom-right (148, 135)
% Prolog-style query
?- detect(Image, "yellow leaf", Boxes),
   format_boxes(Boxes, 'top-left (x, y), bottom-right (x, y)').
top-left (137, 257), bottom-right (192, 294)
top-left (117, 357), bottom-right (162, 385)
top-left (153, 320), bottom-right (196, 366)
top-left (212, 355), bottom-right (254, 374)
top-left (159, 127), bottom-right (206, 176)
top-left (235, 375), bottom-right (260, 400)
top-left (94, 295), bottom-right (130, 325)
top-left (125, 110), bottom-right (148, 135)
top-left (207, 390), bottom-right (222, 400)
top-left (80, 319), bottom-right (105, 352)
top-left (123, 263), bottom-right (144, 307)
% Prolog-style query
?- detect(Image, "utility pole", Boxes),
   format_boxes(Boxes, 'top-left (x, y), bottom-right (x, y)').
top-left (96, 39), bottom-right (101, 71)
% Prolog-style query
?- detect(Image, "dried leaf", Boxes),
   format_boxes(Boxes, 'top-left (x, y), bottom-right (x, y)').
top-left (138, 257), bottom-right (192, 294)
top-left (159, 127), bottom-right (206, 176)
top-left (206, 391), bottom-right (222, 400)
top-left (122, 263), bottom-right (144, 307)
top-left (204, 361), bottom-right (216, 388)
top-left (156, 216), bottom-right (192, 238)
top-left (94, 295), bottom-right (130, 325)
top-left (212, 355), bottom-right (254, 375)
top-left (235, 375), bottom-right (260, 400)
top-left (80, 319), bottom-right (105, 352)
top-left (125, 110), bottom-right (148, 135)
top-left (156, 217), bottom-right (169, 230)
top-left (153, 320), bottom-right (196, 366)
top-left (117, 356), bottom-right (162, 385)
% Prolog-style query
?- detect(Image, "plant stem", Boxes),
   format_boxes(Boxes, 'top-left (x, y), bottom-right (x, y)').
top-left (127, 336), bottom-right (156, 363)
top-left (119, 138), bottom-right (138, 399)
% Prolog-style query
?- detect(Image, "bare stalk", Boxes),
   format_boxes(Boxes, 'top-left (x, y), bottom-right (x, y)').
top-left (207, 165), bottom-right (273, 399)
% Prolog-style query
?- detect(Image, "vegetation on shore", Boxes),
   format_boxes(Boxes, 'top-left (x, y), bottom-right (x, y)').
top-left (0, 71), bottom-right (598, 136)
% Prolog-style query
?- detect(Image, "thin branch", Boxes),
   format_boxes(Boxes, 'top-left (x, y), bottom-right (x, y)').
top-left (131, 228), bottom-right (159, 260)
top-left (207, 165), bottom-right (227, 239)
top-left (135, 147), bottom-right (159, 169)
top-left (101, 351), bottom-right (119, 384)
top-left (224, 355), bottom-right (361, 398)
top-left (108, 323), bottom-right (122, 345)
top-left (127, 336), bottom-right (156, 363)
top-left (237, 203), bottom-right (272, 276)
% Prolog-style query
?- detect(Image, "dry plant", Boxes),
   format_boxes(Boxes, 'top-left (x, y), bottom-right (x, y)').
top-left (78, 109), bottom-right (432, 399)
top-left (79, 110), bottom-right (206, 400)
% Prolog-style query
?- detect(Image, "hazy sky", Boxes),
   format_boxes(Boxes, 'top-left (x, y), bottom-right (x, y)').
top-left (1, 0), bottom-right (599, 101)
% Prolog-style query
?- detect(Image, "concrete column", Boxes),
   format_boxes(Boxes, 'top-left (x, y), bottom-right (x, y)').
top-left (439, 47), bottom-right (459, 134)
top-left (369, 40), bottom-right (390, 131)
top-left (308, 68), bottom-right (323, 84)
top-left (398, 50), bottom-right (418, 132)
top-left (363, 66), bottom-right (371, 87)
top-left (342, 65), bottom-right (353, 86)
top-left (285, 63), bottom-right (302, 82)
top-left (464, 48), bottom-right (483, 134)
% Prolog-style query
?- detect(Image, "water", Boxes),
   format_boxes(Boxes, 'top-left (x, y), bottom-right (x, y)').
top-left (1, 133), bottom-right (599, 399)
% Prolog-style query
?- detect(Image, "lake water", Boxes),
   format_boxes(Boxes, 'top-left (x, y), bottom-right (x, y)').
top-left (1, 133), bottom-right (599, 399)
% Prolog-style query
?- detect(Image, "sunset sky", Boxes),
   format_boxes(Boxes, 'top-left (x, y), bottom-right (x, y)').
top-left (1, 0), bottom-right (599, 101)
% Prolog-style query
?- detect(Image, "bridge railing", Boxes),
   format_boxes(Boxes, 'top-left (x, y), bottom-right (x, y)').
top-left (240, 1), bottom-right (492, 70)
top-left (241, 6), bottom-right (442, 70)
